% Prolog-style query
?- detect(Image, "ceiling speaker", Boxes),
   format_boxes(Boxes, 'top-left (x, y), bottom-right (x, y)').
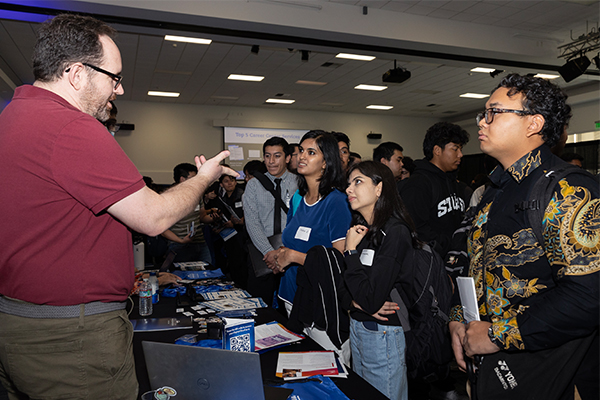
top-left (117, 123), bottom-right (135, 131)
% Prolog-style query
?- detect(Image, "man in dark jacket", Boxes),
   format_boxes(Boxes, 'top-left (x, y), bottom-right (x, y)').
top-left (398, 122), bottom-right (469, 258)
top-left (449, 73), bottom-right (598, 400)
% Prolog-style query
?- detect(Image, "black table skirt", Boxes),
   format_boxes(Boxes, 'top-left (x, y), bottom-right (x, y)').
top-left (130, 294), bottom-right (387, 400)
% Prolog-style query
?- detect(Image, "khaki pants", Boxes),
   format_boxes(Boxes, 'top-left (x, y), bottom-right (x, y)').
top-left (0, 309), bottom-right (137, 400)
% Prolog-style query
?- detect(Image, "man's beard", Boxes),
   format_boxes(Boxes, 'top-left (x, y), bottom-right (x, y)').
top-left (81, 79), bottom-right (112, 121)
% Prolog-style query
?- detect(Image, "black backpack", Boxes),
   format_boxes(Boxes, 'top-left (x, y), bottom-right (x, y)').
top-left (515, 162), bottom-right (594, 244)
top-left (391, 242), bottom-right (454, 381)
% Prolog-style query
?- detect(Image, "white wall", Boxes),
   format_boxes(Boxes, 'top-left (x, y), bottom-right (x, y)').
top-left (569, 101), bottom-right (600, 135)
top-left (114, 101), bottom-right (439, 184)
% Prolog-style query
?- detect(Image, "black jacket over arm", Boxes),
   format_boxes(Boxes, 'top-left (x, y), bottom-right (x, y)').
top-left (287, 246), bottom-right (351, 349)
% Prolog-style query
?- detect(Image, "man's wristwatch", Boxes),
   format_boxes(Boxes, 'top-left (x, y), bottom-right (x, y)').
top-left (488, 325), bottom-right (502, 348)
top-left (344, 249), bottom-right (358, 257)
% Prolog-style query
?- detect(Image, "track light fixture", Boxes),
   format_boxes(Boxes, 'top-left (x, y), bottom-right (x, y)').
top-left (558, 54), bottom-right (591, 82)
top-left (251, 45), bottom-right (259, 55)
top-left (301, 50), bottom-right (309, 62)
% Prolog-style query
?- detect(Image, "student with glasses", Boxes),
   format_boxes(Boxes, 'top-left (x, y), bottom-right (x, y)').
top-left (449, 73), bottom-right (599, 399)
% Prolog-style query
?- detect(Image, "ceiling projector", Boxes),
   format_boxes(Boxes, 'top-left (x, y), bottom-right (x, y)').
top-left (382, 67), bottom-right (411, 83)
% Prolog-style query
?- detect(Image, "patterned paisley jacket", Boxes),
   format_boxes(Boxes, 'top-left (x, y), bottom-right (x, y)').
top-left (450, 145), bottom-right (599, 351)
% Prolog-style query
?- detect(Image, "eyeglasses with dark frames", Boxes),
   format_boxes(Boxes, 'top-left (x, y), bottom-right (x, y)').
top-left (82, 63), bottom-right (123, 89)
top-left (476, 108), bottom-right (532, 125)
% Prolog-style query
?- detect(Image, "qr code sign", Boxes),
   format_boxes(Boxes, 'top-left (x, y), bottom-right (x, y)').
top-left (231, 333), bottom-right (251, 352)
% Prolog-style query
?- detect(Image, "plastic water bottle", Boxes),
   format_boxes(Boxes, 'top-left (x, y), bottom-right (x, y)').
top-left (139, 278), bottom-right (153, 316)
top-left (149, 272), bottom-right (159, 304)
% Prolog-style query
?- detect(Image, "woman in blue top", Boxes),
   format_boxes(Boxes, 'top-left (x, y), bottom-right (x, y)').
top-left (273, 131), bottom-right (352, 355)
top-left (343, 161), bottom-right (418, 400)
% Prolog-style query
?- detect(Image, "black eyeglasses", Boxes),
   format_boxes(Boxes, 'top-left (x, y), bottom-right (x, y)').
top-left (82, 63), bottom-right (123, 89)
top-left (476, 108), bottom-right (532, 125)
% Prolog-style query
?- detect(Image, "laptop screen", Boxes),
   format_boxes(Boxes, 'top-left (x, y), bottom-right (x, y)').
top-left (143, 341), bottom-right (275, 400)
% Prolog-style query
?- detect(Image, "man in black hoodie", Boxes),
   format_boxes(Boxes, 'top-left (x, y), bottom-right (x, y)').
top-left (398, 122), bottom-right (469, 259)
top-left (398, 122), bottom-right (469, 400)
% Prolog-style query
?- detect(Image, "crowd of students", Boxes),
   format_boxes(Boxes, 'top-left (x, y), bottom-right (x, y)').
top-left (144, 127), bottom-right (469, 400)
top-left (149, 105), bottom-right (599, 400)
top-left (3, 13), bottom-right (596, 400)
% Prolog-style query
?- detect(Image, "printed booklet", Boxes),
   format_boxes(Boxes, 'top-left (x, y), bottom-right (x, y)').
top-left (222, 317), bottom-right (255, 352)
top-left (254, 321), bottom-right (304, 352)
top-left (276, 351), bottom-right (340, 380)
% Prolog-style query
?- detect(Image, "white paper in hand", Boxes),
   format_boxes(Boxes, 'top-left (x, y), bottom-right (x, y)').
top-left (456, 277), bottom-right (480, 323)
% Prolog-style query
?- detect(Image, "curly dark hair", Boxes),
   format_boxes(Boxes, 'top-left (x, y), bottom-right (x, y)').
top-left (297, 130), bottom-right (346, 197)
top-left (33, 14), bottom-right (116, 82)
top-left (495, 73), bottom-right (571, 148)
top-left (423, 122), bottom-right (469, 160)
top-left (348, 161), bottom-right (418, 248)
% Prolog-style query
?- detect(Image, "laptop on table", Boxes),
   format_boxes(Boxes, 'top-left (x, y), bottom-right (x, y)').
top-left (142, 341), bottom-right (292, 400)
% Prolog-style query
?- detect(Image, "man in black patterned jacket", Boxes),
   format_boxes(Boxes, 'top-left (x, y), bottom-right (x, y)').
top-left (449, 73), bottom-right (599, 399)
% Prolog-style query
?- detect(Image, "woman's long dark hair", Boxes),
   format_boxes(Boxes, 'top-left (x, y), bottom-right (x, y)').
top-left (348, 161), bottom-right (418, 248)
top-left (297, 130), bottom-right (346, 197)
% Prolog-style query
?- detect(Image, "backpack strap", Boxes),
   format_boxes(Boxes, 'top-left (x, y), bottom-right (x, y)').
top-left (253, 172), bottom-right (289, 214)
top-left (519, 163), bottom-right (592, 245)
top-left (391, 288), bottom-right (411, 332)
top-left (430, 285), bottom-right (449, 323)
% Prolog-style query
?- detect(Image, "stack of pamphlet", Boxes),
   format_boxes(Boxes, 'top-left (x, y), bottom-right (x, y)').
top-left (173, 261), bottom-right (209, 271)
top-left (254, 321), bottom-right (304, 352)
top-left (222, 317), bottom-right (255, 352)
top-left (201, 289), bottom-right (252, 301)
top-left (276, 351), bottom-right (348, 380)
top-left (203, 297), bottom-right (267, 312)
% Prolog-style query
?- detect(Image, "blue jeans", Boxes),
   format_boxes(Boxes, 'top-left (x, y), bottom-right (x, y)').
top-left (350, 317), bottom-right (408, 400)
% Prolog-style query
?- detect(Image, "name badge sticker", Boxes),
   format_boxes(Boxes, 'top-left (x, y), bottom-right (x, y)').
top-left (235, 201), bottom-right (243, 208)
top-left (294, 226), bottom-right (312, 241)
top-left (360, 249), bottom-right (375, 266)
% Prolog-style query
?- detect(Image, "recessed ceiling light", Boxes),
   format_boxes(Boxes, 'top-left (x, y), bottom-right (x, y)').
top-left (296, 80), bottom-right (328, 86)
top-left (366, 105), bottom-right (393, 110)
top-left (336, 53), bottom-right (376, 61)
top-left (148, 91), bottom-right (180, 97)
top-left (355, 84), bottom-right (387, 91)
top-left (460, 93), bottom-right (490, 99)
top-left (266, 98), bottom-right (295, 104)
top-left (470, 67), bottom-right (496, 73)
top-left (534, 73), bottom-right (560, 80)
top-left (164, 35), bottom-right (212, 45)
top-left (228, 74), bottom-right (265, 82)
